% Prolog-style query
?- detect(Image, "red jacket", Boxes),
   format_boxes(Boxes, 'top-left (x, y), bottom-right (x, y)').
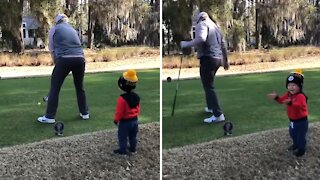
top-left (114, 92), bottom-right (140, 124)
top-left (276, 92), bottom-right (308, 120)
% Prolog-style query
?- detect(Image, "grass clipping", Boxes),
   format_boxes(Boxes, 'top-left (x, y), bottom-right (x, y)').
top-left (163, 122), bottom-right (320, 179)
top-left (0, 123), bottom-right (160, 179)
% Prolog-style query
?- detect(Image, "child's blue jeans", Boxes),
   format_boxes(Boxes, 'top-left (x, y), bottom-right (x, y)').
top-left (289, 118), bottom-right (308, 151)
top-left (118, 119), bottom-right (138, 153)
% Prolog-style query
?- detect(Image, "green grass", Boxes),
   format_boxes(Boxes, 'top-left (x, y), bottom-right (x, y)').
top-left (0, 69), bottom-right (160, 148)
top-left (162, 69), bottom-right (320, 149)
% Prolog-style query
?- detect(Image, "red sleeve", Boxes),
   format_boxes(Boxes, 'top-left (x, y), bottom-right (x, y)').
top-left (114, 96), bottom-right (126, 123)
top-left (291, 94), bottom-right (307, 108)
top-left (137, 104), bottom-right (141, 115)
top-left (276, 92), bottom-right (289, 104)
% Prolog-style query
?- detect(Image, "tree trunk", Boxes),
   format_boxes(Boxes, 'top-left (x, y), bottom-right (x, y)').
top-left (167, 28), bottom-right (170, 55)
top-left (12, 29), bottom-right (24, 53)
top-left (87, 5), bottom-right (95, 49)
top-left (255, 1), bottom-right (261, 49)
top-left (11, 1), bottom-right (24, 53)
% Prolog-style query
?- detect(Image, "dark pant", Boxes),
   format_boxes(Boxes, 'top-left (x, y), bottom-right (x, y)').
top-left (118, 120), bottom-right (139, 152)
top-left (199, 56), bottom-right (222, 117)
top-left (289, 119), bottom-right (308, 151)
top-left (46, 57), bottom-right (88, 118)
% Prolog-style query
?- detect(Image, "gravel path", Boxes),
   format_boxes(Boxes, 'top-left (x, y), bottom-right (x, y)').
top-left (0, 56), bottom-right (160, 79)
top-left (163, 122), bottom-right (320, 179)
top-left (0, 123), bottom-right (160, 179)
top-left (162, 56), bottom-right (320, 80)
top-left (1, 55), bottom-right (319, 80)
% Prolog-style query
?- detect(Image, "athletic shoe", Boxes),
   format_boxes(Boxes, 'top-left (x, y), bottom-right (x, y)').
top-left (204, 114), bottom-right (225, 123)
top-left (37, 116), bottom-right (55, 124)
top-left (113, 149), bottom-right (127, 155)
top-left (204, 107), bottom-right (213, 113)
top-left (80, 113), bottom-right (89, 120)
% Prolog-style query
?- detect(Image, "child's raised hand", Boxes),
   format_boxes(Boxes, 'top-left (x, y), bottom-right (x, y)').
top-left (267, 92), bottom-right (277, 100)
top-left (282, 98), bottom-right (291, 105)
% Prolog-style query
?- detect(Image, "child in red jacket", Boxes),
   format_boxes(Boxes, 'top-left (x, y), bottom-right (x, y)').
top-left (267, 69), bottom-right (308, 157)
top-left (113, 69), bottom-right (140, 155)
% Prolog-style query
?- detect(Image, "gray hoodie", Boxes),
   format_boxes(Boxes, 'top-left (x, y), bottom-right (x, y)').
top-left (49, 22), bottom-right (83, 59)
top-left (182, 18), bottom-right (227, 60)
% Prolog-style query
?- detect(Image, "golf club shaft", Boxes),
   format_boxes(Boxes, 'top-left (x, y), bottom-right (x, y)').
top-left (171, 89), bottom-right (178, 116)
top-left (171, 55), bottom-right (183, 116)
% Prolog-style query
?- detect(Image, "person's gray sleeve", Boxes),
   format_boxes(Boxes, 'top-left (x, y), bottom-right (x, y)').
top-left (218, 29), bottom-right (229, 70)
top-left (221, 37), bottom-right (228, 63)
top-left (182, 22), bottom-right (207, 47)
top-left (48, 27), bottom-right (55, 53)
top-left (48, 27), bottom-right (56, 63)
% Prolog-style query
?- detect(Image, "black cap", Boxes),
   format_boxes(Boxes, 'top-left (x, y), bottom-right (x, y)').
top-left (286, 71), bottom-right (304, 90)
top-left (118, 76), bottom-right (136, 92)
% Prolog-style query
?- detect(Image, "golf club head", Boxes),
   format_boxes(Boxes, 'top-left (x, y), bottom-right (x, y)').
top-left (54, 122), bottom-right (64, 136)
top-left (43, 96), bottom-right (48, 102)
top-left (223, 121), bottom-right (233, 136)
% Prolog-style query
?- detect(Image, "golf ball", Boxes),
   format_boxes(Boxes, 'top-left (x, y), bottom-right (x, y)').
top-left (167, 77), bottom-right (172, 82)
top-left (37, 102), bottom-right (41, 105)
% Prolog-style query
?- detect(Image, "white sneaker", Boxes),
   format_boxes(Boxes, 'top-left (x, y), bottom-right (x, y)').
top-left (204, 107), bottom-right (213, 113)
top-left (80, 113), bottom-right (89, 120)
top-left (37, 116), bottom-right (55, 124)
top-left (204, 114), bottom-right (225, 123)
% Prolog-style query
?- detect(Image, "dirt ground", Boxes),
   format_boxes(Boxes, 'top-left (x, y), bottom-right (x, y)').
top-left (0, 123), bottom-right (160, 179)
top-left (162, 122), bottom-right (320, 179)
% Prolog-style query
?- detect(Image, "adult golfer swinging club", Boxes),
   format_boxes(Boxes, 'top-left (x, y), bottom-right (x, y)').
top-left (171, 54), bottom-right (183, 116)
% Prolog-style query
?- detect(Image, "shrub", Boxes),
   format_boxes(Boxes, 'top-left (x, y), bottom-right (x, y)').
top-left (163, 46), bottom-right (320, 69)
top-left (0, 46), bottom-right (159, 67)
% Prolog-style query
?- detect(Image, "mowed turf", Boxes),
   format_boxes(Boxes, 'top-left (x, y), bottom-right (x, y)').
top-left (0, 69), bottom-right (160, 148)
top-left (162, 69), bottom-right (320, 149)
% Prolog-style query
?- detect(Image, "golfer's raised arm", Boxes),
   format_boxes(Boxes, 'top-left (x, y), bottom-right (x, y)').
top-left (180, 22), bottom-right (207, 48)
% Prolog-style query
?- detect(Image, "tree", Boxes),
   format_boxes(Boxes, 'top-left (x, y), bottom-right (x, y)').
top-left (86, 0), bottom-right (159, 48)
top-left (163, 0), bottom-right (194, 54)
top-left (0, 0), bottom-right (25, 53)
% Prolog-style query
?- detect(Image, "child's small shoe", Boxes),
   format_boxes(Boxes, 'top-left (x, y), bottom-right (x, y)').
top-left (113, 149), bottom-right (127, 155)
top-left (287, 145), bottom-right (297, 152)
top-left (128, 147), bottom-right (136, 153)
top-left (294, 149), bottom-right (305, 157)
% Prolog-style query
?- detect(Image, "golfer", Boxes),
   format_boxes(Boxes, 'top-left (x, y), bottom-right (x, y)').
top-left (37, 14), bottom-right (89, 123)
top-left (180, 12), bottom-right (229, 123)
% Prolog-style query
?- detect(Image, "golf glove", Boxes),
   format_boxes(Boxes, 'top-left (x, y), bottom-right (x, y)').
top-left (180, 41), bottom-right (188, 49)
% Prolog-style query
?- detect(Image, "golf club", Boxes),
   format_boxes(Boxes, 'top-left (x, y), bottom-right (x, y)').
top-left (54, 122), bottom-right (64, 136)
top-left (171, 54), bottom-right (183, 116)
top-left (43, 95), bottom-right (48, 102)
top-left (223, 121), bottom-right (233, 136)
